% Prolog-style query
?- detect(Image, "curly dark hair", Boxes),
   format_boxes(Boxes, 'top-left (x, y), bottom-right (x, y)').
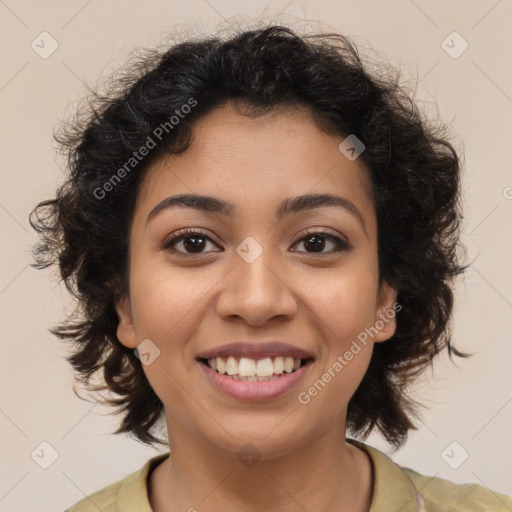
top-left (29, 23), bottom-right (470, 449)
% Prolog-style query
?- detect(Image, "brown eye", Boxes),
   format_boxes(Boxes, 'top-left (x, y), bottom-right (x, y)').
top-left (162, 229), bottom-right (220, 255)
top-left (162, 228), bottom-right (349, 257)
top-left (292, 231), bottom-right (349, 255)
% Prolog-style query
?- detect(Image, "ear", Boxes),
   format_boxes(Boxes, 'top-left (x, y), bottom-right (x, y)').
top-left (114, 294), bottom-right (138, 349)
top-left (373, 279), bottom-right (399, 343)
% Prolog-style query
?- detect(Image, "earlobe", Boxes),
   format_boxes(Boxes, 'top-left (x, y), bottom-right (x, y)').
top-left (373, 280), bottom-right (399, 343)
top-left (114, 294), bottom-right (138, 349)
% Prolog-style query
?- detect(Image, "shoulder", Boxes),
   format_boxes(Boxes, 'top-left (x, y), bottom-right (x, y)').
top-left (63, 478), bottom-right (121, 512)
top-left (349, 439), bottom-right (512, 512)
top-left (61, 452), bottom-right (170, 512)
top-left (403, 467), bottom-right (512, 512)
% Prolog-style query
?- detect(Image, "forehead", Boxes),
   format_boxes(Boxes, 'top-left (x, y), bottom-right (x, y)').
top-left (135, 103), bottom-right (375, 230)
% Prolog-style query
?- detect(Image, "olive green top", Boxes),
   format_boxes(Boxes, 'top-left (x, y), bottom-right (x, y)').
top-left (63, 440), bottom-right (511, 511)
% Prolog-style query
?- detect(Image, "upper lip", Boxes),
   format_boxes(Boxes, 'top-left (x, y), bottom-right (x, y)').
top-left (197, 341), bottom-right (315, 361)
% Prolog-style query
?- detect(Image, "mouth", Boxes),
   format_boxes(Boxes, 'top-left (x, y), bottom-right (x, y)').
top-left (197, 356), bottom-right (315, 382)
top-left (195, 341), bottom-right (315, 400)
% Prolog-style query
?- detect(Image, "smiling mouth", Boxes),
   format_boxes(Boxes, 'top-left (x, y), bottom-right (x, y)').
top-left (198, 356), bottom-right (314, 382)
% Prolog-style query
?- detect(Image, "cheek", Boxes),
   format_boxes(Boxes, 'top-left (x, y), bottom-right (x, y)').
top-left (128, 263), bottom-right (200, 415)
top-left (126, 257), bottom-right (220, 404)
top-left (303, 267), bottom-right (379, 346)
top-left (129, 257), bottom-right (212, 341)
top-left (296, 273), bottom-right (376, 422)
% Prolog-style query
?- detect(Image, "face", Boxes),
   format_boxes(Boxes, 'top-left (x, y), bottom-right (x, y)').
top-left (115, 103), bottom-right (397, 460)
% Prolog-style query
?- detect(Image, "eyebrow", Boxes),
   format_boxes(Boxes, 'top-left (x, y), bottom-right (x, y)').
top-left (146, 192), bottom-right (367, 236)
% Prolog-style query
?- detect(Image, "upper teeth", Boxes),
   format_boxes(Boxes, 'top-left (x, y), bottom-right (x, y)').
top-left (208, 356), bottom-right (301, 377)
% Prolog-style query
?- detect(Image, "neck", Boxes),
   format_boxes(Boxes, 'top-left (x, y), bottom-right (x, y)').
top-left (148, 424), bottom-right (373, 512)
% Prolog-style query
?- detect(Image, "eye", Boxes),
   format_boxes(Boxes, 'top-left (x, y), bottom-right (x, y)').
top-left (161, 228), bottom-right (220, 256)
top-left (162, 228), bottom-right (350, 256)
top-left (291, 229), bottom-right (349, 255)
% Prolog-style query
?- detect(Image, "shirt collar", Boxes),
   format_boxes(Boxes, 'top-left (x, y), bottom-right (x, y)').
top-left (118, 441), bottom-right (422, 512)
top-left (347, 438), bottom-right (422, 511)
top-left (116, 451), bottom-right (169, 512)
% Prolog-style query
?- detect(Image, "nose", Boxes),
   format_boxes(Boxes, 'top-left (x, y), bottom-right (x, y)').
top-left (215, 244), bottom-right (298, 326)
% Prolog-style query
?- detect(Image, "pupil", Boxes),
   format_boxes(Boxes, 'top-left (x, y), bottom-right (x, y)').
top-left (185, 236), bottom-right (205, 252)
top-left (305, 235), bottom-right (325, 252)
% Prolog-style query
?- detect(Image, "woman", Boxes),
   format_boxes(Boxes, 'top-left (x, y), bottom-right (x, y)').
top-left (30, 24), bottom-right (511, 511)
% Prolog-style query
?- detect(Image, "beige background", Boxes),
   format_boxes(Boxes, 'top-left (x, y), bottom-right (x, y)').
top-left (1, 1), bottom-right (511, 510)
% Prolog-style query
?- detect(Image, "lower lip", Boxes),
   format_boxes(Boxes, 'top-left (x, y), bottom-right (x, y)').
top-left (198, 360), bottom-right (313, 401)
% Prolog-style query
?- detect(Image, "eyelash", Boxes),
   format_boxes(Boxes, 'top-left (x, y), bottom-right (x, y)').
top-left (161, 227), bottom-right (350, 257)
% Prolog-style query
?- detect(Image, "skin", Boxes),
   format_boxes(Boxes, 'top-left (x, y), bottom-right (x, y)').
top-left (115, 102), bottom-right (398, 512)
